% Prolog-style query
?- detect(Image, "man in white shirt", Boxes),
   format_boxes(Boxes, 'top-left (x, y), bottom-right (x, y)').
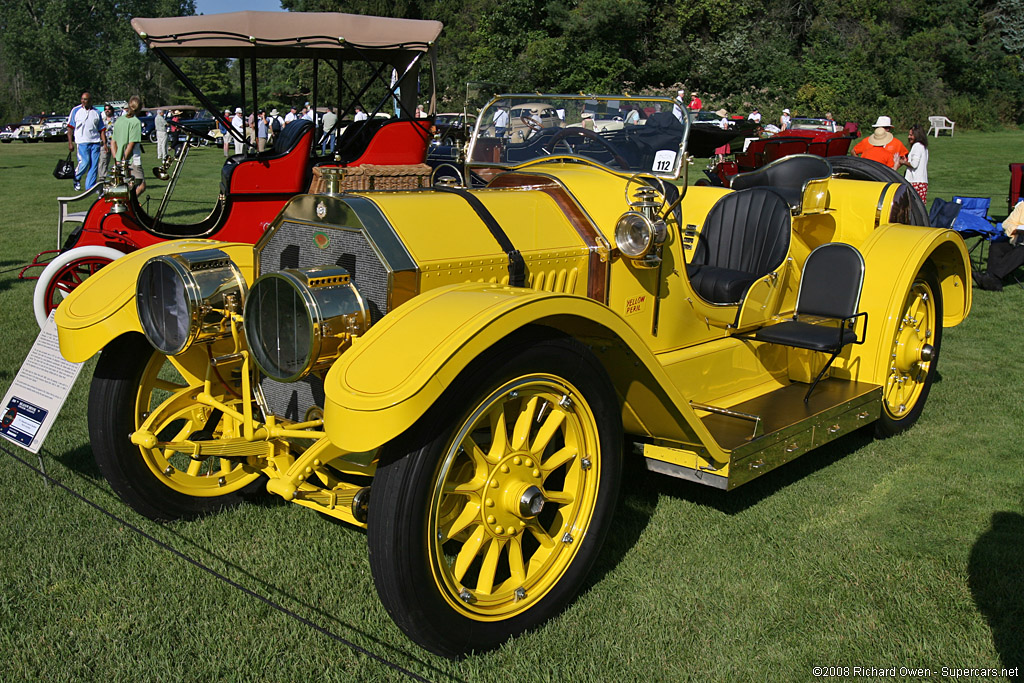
top-left (154, 109), bottom-right (168, 161)
top-left (321, 107), bottom-right (338, 155)
top-left (66, 91), bottom-right (106, 191)
top-left (493, 107), bottom-right (509, 137)
top-left (673, 89), bottom-right (686, 122)
top-left (231, 107), bottom-right (244, 155)
top-left (354, 106), bottom-right (368, 122)
top-left (284, 106), bottom-right (297, 125)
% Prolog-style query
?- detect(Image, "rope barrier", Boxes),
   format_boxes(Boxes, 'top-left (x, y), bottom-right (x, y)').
top-left (0, 439), bottom-right (437, 683)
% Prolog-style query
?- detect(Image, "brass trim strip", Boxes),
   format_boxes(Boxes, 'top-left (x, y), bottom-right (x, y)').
top-left (875, 182), bottom-right (895, 229)
top-left (690, 401), bottom-right (763, 439)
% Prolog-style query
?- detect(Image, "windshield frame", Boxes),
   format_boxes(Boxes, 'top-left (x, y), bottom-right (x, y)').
top-left (466, 94), bottom-right (690, 181)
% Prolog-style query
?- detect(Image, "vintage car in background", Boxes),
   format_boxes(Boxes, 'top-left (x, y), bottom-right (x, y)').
top-left (434, 112), bottom-right (468, 131)
top-left (137, 106), bottom-right (218, 145)
top-left (501, 101), bottom-right (564, 140)
top-left (790, 116), bottom-right (843, 133)
top-left (55, 93), bottom-right (970, 658)
top-left (26, 11), bottom-right (440, 328)
top-left (32, 115), bottom-right (70, 142)
top-left (0, 114), bottom-right (42, 142)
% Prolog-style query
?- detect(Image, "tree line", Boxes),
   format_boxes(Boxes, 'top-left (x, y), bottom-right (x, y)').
top-left (2, 0), bottom-right (1022, 129)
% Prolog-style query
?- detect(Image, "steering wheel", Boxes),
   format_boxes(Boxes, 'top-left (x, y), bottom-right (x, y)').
top-left (549, 127), bottom-right (631, 169)
top-left (520, 115), bottom-right (543, 133)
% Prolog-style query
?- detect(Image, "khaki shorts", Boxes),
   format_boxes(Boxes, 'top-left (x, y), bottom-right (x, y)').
top-left (128, 161), bottom-right (145, 182)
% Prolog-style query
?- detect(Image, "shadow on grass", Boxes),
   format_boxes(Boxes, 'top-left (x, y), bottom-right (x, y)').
top-left (635, 426), bottom-right (875, 516)
top-left (968, 511), bottom-right (1024, 675)
top-left (49, 443), bottom-right (102, 479)
top-left (35, 445), bottom-right (457, 680)
top-left (590, 458), bottom-right (658, 579)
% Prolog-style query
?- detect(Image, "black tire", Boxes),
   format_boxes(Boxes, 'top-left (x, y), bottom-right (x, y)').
top-left (148, 131), bottom-right (158, 143)
top-left (367, 334), bottom-right (623, 657)
top-left (89, 333), bottom-right (265, 521)
top-left (874, 269), bottom-right (943, 437)
top-left (828, 155), bottom-right (930, 226)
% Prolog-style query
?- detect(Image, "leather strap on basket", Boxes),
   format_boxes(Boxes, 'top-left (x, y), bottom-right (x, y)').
top-left (432, 186), bottom-right (526, 287)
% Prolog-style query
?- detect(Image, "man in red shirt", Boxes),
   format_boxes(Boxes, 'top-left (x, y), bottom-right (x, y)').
top-left (853, 115), bottom-right (908, 169)
top-left (688, 91), bottom-right (703, 111)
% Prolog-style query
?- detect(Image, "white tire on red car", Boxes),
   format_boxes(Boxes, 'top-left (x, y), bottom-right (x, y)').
top-left (33, 245), bottom-right (126, 328)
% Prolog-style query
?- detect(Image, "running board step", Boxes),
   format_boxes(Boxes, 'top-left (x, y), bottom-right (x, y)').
top-left (643, 379), bottom-right (881, 491)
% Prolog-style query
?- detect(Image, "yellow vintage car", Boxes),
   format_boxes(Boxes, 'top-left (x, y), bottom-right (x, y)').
top-left (55, 94), bottom-right (970, 658)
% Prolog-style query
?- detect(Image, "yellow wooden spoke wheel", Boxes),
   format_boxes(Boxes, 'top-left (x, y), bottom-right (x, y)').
top-left (429, 376), bottom-right (601, 619)
top-left (89, 333), bottom-right (265, 521)
top-left (876, 272), bottom-right (942, 436)
top-left (368, 335), bottom-right (622, 657)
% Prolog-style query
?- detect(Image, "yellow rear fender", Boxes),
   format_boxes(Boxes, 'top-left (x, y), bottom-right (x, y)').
top-left (55, 240), bottom-right (254, 362)
top-left (322, 282), bottom-right (722, 461)
top-left (846, 224), bottom-right (971, 384)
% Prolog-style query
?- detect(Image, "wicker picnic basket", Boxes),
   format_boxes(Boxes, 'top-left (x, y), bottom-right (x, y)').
top-left (311, 164), bottom-right (433, 194)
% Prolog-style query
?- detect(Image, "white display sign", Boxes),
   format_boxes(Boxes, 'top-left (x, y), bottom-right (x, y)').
top-left (0, 312), bottom-right (85, 454)
top-left (652, 149), bottom-right (676, 173)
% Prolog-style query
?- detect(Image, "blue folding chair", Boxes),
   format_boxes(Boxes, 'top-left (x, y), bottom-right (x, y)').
top-left (947, 196), bottom-right (1004, 269)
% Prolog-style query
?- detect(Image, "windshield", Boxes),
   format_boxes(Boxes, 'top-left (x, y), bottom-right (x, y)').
top-left (468, 95), bottom-right (689, 179)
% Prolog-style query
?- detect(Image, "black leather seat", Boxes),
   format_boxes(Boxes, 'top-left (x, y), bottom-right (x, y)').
top-left (730, 154), bottom-right (832, 214)
top-left (751, 242), bottom-right (867, 401)
top-left (220, 119), bottom-right (313, 194)
top-left (686, 188), bottom-right (792, 305)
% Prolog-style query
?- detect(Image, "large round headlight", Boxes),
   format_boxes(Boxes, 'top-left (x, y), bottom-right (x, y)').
top-left (615, 212), bottom-right (656, 258)
top-left (243, 266), bottom-right (370, 383)
top-left (136, 249), bottom-right (246, 355)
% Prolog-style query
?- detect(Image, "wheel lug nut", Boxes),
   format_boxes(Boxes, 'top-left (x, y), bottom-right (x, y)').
top-left (524, 458), bottom-right (533, 467)
top-left (500, 465), bottom-right (509, 473)
top-left (513, 456), bottom-right (521, 465)
top-left (487, 515), bottom-right (496, 524)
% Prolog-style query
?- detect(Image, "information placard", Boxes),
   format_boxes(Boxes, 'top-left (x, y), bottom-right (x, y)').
top-left (0, 312), bottom-right (85, 453)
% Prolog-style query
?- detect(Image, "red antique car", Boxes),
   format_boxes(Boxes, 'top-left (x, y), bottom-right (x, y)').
top-left (29, 11), bottom-right (440, 327)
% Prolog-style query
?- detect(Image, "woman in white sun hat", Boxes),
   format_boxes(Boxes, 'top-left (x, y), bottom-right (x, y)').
top-left (852, 115), bottom-right (908, 169)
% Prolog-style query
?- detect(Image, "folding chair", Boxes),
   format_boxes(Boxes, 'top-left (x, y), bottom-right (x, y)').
top-left (950, 196), bottom-right (1003, 270)
top-left (749, 243), bottom-right (867, 402)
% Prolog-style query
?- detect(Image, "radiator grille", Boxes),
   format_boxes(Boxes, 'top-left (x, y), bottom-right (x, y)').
top-left (262, 221), bottom-right (389, 320)
top-left (258, 220), bottom-right (390, 419)
top-left (259, 375), bottom-right (325, 423)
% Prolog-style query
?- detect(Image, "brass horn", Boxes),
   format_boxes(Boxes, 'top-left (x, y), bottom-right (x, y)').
top-left (153, 152), bottom-right (174, 181)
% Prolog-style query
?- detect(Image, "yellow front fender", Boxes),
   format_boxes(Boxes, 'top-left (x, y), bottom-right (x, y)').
top-left (322, 282), bottom-right (721, 460)
top-left (56, 240), bottom-right (254, 362)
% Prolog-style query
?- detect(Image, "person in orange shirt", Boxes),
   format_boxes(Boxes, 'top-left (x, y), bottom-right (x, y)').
top-left (852, 115), bottom-right (908, 169)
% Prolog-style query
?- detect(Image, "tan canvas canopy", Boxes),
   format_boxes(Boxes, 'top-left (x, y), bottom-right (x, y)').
top-left (132, 11), bottom-right (443, 59)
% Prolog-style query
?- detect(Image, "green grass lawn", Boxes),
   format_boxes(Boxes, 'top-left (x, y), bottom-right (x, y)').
top-left (1, 136), bottom-right (1022, 681)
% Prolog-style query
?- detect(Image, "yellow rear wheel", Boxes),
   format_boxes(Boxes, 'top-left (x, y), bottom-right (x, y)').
top-left (876, 272), bottom-right (942, 436)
